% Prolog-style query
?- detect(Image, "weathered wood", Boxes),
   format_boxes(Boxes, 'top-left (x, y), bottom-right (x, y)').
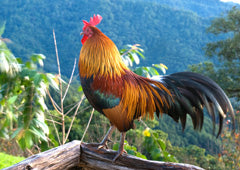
top-left (4, 140), bottom-right (81, 170)
top-left (4, 140), bottom-right (204, 170)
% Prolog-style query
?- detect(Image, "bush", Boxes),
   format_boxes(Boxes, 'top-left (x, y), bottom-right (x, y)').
top-left (0, 152), bottom-right (24, 169)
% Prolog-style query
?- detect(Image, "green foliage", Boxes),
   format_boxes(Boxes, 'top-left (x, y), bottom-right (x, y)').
top-left (120, 44), bottom-right (144, 67)
top-left (0, 41), bottom-right (20, 77)
top-left (219, 110), bottom-right (240, 169)
top-left (0, 152), bottom-right (24, 169)
top-left (120, 44), bottom-right (168, 76)
top-left (134, 64), bottom-right (168, 77)
top-left (113, 140), bottom-right (147, 159)
top-left (0, 38), bottom-right (58, 150)
top-left (113, 118), bottom-right (177, 162)
top-left (143, 129), bottom-right (177, 162)
top-left (112, 128), bottom-right (176, 162)
top-left (169, 145), bottom-right (223, 169)
top-left (201, 6), bottom-right (240, 99)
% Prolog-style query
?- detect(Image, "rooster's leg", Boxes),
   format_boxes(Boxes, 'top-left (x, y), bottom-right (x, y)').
top-left (97, 125), bottom-right (116, 149)
top-left (113, 132), bottom-right (126, 162)
top-left (87, 125), bottom-right (115, 149)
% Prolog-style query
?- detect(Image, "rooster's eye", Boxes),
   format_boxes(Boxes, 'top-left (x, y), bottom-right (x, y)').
top-left (85, 27), bottom-right (93, 37)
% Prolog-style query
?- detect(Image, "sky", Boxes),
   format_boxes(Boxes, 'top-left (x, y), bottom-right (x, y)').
top-left (221, 0), bottom-right (240, 4)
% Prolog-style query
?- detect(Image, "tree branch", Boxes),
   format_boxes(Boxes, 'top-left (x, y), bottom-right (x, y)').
top-left (46, 118), bottom-right (62, 125)
top-left (64, 95), bottom-right (86, 143)
top-left (53, 29), bottom-right (65, 143)
top-left (62, 58), bottom-right (77, 102)
top-left (47, 89), bottom-right (62, 115)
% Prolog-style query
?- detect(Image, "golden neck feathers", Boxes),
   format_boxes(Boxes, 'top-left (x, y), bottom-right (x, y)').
top-left (79, 27), bottom-right (129, 78)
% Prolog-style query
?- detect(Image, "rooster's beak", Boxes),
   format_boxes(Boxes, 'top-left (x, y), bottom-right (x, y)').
top-left (80, 32), bottom-right (84, 36)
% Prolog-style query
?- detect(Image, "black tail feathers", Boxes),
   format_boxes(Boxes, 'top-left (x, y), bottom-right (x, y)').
top-left (154, 72), bottom-right (235, 137)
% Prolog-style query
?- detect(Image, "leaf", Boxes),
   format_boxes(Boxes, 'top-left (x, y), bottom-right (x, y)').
top-left (135, 152), bottom-right (147, 159)
top-left (127, 149), bottom-right (135, 156)
top-left (125, 55), bottom-right (133, 67)
top-left (132, 53), bottom-right (140, 65)
top-left (151, 148), bottom-right (162, 160)
top-left (134, 67), bottom-right (144, 76)
top-left (46, 73), bottom-right (59, 90)
top-left (29, 127), bottom-right (47, 141)
top-left (31, 54), bottom-right (46, 67)
top-left (78, 85), bottom-right (83, 92)
top-left (40, 73), bottom-right (48, 83)
top-left (33, 73), bottom-right (43, 86)
top-left (53, 74), bottom-right (60, 86)
top-left (33, 118), bottom-right (49, 134)
top-left (157, 138), bottom-right (166, 151)
top-left (0, 21), bottom-right (6, 36)
top-left (135, 50), bottom-right (145, 59)
top-left (16, 58), bottom-right (23, 64)
top-left (112, 143), bottom-right (119, 151)
top-left (25, 61), bottom-right (33, 69)
top-left (148, 67), bottom-right (159, 76)
top-left (153, 63), bottom-right (168, 74)
top-left (0, 129), bottom-right (8, 139)
top-left (21, 68), bottom-right (37, 78)
top-left (18, 137), bottom-right (26, 150)
top-left (39, 140), bottom-right (49, 151)
top-left (11, 126), bottom-right (23, 139)
top-left (38, 58), bottom-right (44, 67)
top-left (0, 52), bottom-right (10, 73)
top-left (0, 98), bottom-right (5, 105)
top-left (7, 95), bottom-right (18, 104)
top-left (37, 97), bottom-right (47, 110)
top-left (120, 44), bottom-right (145, 66)
top-left (119, 49), bottom-right (127, 54)
top-left (25, 130), bottom-right (33, 148)
top-left (48, 133), bottom-right (59, 147)
top-left (162, 151), bottom-right (169, 158)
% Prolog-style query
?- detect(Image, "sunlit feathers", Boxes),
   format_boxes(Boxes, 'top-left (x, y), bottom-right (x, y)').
top-left (79, 26), bottom-right (129, 79)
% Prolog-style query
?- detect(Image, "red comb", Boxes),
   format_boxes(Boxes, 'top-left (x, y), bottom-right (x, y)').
top-left (82, 14), bottom-right (102, 30)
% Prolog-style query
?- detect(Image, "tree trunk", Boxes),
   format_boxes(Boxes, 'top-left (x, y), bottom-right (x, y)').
top-left (3, 140), bottom-right (204, 170)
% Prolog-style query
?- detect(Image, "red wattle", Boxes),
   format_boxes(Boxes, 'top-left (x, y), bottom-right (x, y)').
top-left (81, 35), bottom-right (88, 44)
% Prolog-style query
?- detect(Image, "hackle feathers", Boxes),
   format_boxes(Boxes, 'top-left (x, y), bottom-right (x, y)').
top-left (79, 27), bottom-right (129, 79)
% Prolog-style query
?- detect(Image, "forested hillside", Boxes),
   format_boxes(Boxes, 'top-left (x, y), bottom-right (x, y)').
top-left (0, 0), bottom-right (236, 75)
top-left (152, 0), bottom-right (237, 17)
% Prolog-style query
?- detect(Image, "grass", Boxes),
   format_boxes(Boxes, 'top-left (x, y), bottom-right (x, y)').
top-left (0, 152), bottom-right (25, 169)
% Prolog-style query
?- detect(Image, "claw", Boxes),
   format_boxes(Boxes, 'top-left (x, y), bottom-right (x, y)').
top-left (87, 126), bottom-right (129, 163)
top-left (97, 144), bottom-right (108, 150)
top-left (112, 149), bottom-right (128, 162)
top-left (107, 138), bottom-right (113, 143)
top-left (87, 125), bottom-right (115, 150)
top-left (112, 151), bottom-right (123, 162)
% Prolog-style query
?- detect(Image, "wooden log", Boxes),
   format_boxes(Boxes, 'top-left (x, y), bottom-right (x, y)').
top-left (4, 140), bottom-right (204, 170)
top-left (3, 140), bottom-right (81, 170)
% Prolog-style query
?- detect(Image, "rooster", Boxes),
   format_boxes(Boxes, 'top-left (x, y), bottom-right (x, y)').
top-left (78, 14), bottom-right (235, 161)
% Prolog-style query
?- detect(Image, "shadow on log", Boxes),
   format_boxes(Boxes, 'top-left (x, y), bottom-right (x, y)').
top-left (3, 140), bottom-right (204, 170)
